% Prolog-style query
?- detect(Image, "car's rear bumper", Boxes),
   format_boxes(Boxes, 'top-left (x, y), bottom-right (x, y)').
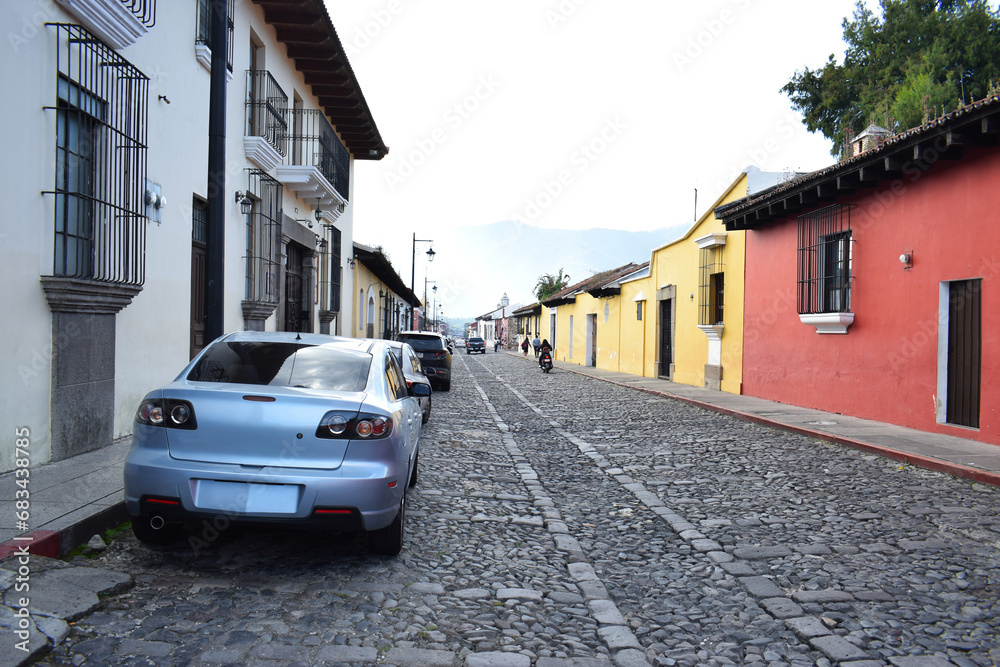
top-left (124, 445), bottom-right (407, 532)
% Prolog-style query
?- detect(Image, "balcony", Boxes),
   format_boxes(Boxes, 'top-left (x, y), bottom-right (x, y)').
top-left (242, 71), bottom-right (351, 221)
top-left (275, 108), bottom-right (351, 221)
top-left (243, 70), bottom-right (288, 172)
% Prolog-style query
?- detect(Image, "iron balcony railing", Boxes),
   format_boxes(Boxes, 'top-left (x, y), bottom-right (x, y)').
top-left (284, 108), bottom-right (350, 202)
top-left (246, 70), bottom-right (288, 156)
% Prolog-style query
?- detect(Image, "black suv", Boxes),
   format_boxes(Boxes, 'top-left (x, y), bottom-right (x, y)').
top-left (395, 331), bottom-right (452, 391)
top-left (466, 337), bottom-right (486, 354)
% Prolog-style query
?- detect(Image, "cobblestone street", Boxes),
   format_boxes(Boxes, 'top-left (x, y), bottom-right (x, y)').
top-left (35, 352), bottom-right (1000, 667)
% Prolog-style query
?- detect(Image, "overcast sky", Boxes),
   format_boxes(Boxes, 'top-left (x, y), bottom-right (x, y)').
top-left (324, 0), bottom-right (882, 317)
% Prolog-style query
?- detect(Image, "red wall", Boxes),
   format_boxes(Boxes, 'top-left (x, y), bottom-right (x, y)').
top-left (743, 146), bottom-right (1000, 445)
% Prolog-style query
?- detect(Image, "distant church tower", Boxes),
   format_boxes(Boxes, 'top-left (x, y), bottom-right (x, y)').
top-left (499, 293), bottom-right (510, 309)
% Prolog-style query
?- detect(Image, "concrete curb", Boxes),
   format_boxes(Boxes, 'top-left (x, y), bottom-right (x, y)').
top-left (537, 356), bottom-right (1000, 489)
top-left (0, 503), bottom-right (129, 561)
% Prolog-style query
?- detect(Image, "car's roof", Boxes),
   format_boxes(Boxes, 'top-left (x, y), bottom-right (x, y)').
top-left (397, 331), bottom-right (443, 338)
top-left (215, 331), bottom-right (382, 353)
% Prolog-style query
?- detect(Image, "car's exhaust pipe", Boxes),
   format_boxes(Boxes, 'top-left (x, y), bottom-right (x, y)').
top-left (149, 515), bottom-right (166, 530)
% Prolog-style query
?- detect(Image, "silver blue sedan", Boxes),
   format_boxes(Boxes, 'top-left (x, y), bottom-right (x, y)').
top-left (123, 332), bottom-right (430, 555)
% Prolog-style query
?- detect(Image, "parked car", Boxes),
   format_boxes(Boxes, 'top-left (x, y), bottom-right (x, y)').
top-left (387, 340), bottom-right (432, 424)
top-left (395, 331), bottom-right (452, 391)
top-left (123, 332), bottom-right (430, 555)
top-left (467, 336), bottom-right (486, 354)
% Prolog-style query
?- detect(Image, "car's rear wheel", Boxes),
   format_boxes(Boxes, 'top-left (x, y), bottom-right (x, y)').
top-left (369, 494), bottom-right (405, 555)
top-left (441, 380), bottom-right (451, 391)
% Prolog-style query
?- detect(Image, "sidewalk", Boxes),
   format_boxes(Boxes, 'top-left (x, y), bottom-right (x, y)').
top-left (0, 439), bottom-right (131, 559)
top-left (538, 354), bottom-right (1000, 487)
top-left (2, 355), bottom-right (999, 559)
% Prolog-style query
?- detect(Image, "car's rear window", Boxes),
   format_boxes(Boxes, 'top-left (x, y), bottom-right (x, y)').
top-left (397, 335), bottom-right (446, 352)
top-left (187, 341), bottom-right (371, 391)
top-left (469, 338), bottom-right (484, 343)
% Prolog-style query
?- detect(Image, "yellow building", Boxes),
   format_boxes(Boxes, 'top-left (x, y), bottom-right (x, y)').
top-left (350, 243), bottom-right (421, 339)
top-left (538, 168), bottom-right (789, 394)
top-left (540, 263), bottom-right (648, 368)
top-left (646, 169), bottom-right (791, 393)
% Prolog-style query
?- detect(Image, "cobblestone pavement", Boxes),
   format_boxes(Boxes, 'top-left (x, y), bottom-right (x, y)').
top-left (34, 352), bottom-right (1000, 666)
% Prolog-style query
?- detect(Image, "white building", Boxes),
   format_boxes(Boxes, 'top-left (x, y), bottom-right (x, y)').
top-left (474, 293), bottom-right (521, 350)
top-left (0, 0), bottom-right (387, 471)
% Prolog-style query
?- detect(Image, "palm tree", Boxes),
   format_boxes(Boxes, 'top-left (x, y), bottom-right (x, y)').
top-left (534, 269), bottom-right (571, 301)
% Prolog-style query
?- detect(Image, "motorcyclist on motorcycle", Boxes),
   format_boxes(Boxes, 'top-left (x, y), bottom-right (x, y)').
top-left (538, 339), bottom-right (552, 369)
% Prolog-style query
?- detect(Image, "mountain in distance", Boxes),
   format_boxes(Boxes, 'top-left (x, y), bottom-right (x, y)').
top-left (427, 219), bottom-right (692, 319)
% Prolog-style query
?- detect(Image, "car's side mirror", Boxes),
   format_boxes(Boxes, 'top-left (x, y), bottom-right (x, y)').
top-left (411, 383), bottom-right (432, 397)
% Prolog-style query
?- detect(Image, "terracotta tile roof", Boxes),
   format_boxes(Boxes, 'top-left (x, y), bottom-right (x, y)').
top-left (715, 93), bottom-right (1000, 228)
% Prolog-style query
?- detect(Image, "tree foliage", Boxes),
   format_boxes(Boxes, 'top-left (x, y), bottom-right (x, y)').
top-left (782, 0), bottom-right (1000, 156)
top-left (534, 269), bottom-right (571, 301)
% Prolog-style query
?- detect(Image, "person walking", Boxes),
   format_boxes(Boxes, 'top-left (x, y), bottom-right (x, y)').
top-left (521, 337), bottom-right (529, 356)
top-left (532, 334), bottom-right (541, 358)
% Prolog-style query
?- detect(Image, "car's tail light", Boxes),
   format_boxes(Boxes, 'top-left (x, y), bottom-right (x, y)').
top-left (136, 399), bottom-right (197, 429)
top-left (316, 411), bottom-right (393, 440)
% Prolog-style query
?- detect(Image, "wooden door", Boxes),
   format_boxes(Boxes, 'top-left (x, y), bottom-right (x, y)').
top-left (190, 243), bottom-right (206, 358)
top-left (659, 299), bottom-right (673, 379)
top-left (947, 279), bottom-right (981, 427)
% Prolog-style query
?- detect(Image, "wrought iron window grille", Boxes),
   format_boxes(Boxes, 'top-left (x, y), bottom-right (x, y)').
top-left (698, 246), bottom-right (725, 326)
top-left (123, 0), bottom-right (157, 27)
top-left (44, 23), bottom-right (149, 287)
top-left (244, 169), bottom-right (282, 304)
top-left (797, 204), bottom-right (853, 314)
top-left (196, 0), bottom-right (235, 72)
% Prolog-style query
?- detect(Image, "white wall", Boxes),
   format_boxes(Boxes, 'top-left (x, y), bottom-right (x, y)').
top-left (0, 0), bottom-right (366, 469)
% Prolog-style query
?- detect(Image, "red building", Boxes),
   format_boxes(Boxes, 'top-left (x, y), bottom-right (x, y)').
top-left (717, 97), bottom-right (1000, 446)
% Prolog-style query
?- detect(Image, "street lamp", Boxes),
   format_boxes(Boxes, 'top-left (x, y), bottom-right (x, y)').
top-left (411, 233), bottom-right (435, 298)
top-left (431, 285), bottom-right (438, 332)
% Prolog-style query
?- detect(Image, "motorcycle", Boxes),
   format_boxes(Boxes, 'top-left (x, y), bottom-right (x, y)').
top-left (539, 350), bottom-right (553, 373)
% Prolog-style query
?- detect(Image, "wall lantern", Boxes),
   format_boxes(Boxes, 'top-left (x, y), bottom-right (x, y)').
top-left (235, 190), bottom-right (252, 215)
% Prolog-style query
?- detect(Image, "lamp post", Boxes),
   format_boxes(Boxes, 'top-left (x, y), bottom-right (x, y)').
top-left (431, 285), bottom-right (438, 332)
top-left (423, 279), bottom-right (436, 331)
top-left (411, 233), bottom-right (435, 298)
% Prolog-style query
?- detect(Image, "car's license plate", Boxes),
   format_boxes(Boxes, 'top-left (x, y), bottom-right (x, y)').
top-left (191, 480), bottom-right (302, 514)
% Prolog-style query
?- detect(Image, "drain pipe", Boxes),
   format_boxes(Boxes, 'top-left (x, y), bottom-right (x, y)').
top-left (205, 0), bottom-right (229, 342)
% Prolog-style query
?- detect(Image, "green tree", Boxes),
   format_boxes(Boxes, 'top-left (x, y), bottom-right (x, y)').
top-left (782, 0), bottom-right (1000, 156)
top-left (534, 269), bottom-right (571, 301)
